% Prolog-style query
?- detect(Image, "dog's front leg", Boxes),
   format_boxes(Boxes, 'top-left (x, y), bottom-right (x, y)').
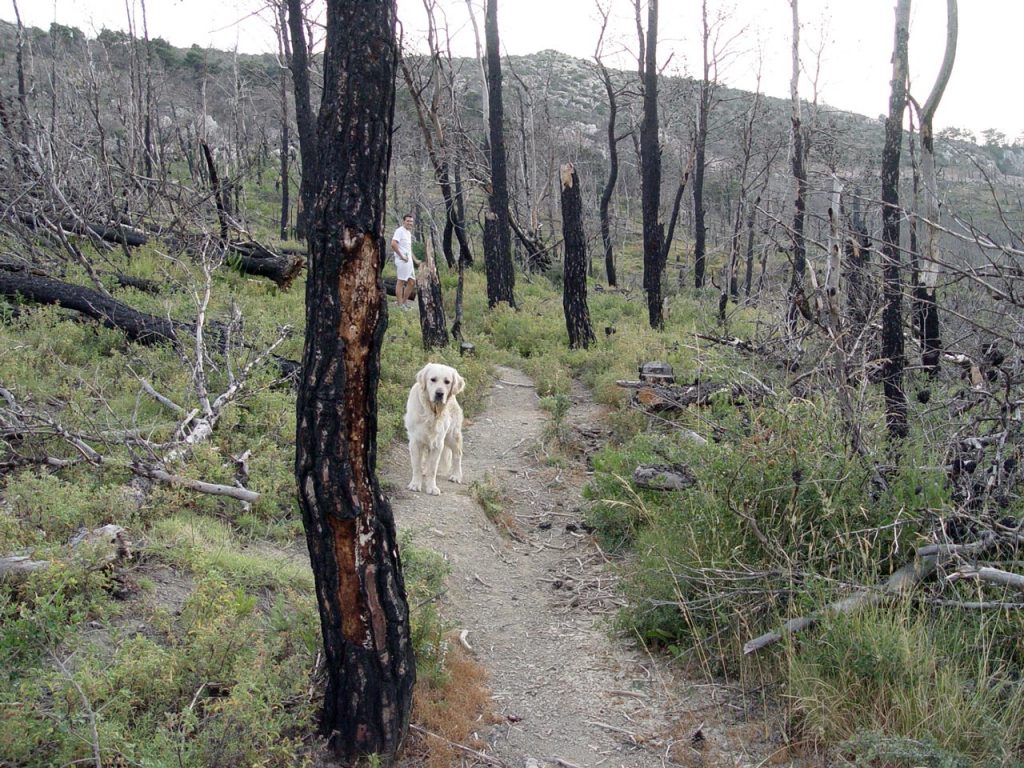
top-left (423, 445), bottom-right (443, 496)
top-left (407, 440), bottom-right (423, 492)
top-left (446, 431), bottom-right (463, 484)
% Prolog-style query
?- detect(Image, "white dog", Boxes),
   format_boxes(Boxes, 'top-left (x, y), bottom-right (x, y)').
top-left (405, 362), bottom-right (465, 495)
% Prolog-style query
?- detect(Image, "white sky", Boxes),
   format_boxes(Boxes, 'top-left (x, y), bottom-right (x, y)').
top-left (4, 0), bottom-right (1019, 141)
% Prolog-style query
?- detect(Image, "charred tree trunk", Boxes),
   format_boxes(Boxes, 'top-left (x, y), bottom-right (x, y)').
top-left (453, 163), bottom-right (472, 268)
top-left (639, 0), bottom-right (664, 329)
top-left (278, 44), bottom-right (291, 242)
top-left (200, 140), bottom-right (230, 242)
top-left (880, 0), bottom-right (911, 440)
top-left (787, 0), bottom-right (808, 331)
top-left (693, 0), bottom-right (712, 289)
top-left (845, 193), bottom-right (872, 335)
top-left (483, 0), bottom-right (516, 308)
top-left (416, 229), bottom-right (449, 349)
top-left (743, 195), bottom-right (759, 299)
top-left (560, 163), bottom-right (595, 349)
top-left (286, 0), bottom-right (319, 242)
top-left (595, 58), bottom-right (621, 287)
top-left (294, 2), bottom-right (414, 762)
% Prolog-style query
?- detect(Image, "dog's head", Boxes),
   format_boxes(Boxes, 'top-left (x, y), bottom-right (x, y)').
top-left (416, 363), bottom-right (465, 409)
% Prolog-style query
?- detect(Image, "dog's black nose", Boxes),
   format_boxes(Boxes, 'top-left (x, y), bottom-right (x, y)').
top-left (433, 391), bottom-right (444, 401)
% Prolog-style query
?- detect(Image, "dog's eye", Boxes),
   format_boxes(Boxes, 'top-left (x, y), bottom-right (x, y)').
top-left (430, 377), bottom-right (437, 382)
top-left (444, 379), bottom-right (450, 384)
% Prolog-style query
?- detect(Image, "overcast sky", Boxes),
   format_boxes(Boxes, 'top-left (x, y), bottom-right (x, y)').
top-left (4, 1), bottom-right (1018, 141)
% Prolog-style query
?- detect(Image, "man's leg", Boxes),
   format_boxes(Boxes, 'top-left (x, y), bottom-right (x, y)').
top-left (405, 278), bottom-right (417, 309)
top-left (395, 275), bottom-right (407, 307)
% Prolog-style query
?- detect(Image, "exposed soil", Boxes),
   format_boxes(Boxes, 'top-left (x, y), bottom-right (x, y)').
top-left (387, 366), bottom-right (789, 768)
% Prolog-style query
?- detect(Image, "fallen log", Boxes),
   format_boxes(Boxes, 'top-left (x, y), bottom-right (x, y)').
top-left (1, 524), bottom-right (129, 583)
top-left (633, 464), bottom-right (696, 491)
top-left (18, 213), bottom-right (149, 247)
top-left (384, 276), bottom-right (417, 299)
top-left (615, 379), bottom-right (768, 412)
top-left (0, 266), bottom-right (183, 345)
top-left (743, 534), bottom-right (999, 654)
top-left (227, 240), bottom-right (304, 290)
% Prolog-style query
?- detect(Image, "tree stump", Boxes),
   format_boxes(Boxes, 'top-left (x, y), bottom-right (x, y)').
top-left (559, 163), bottom-right (595, 349)
top-left (416, 230), bottom-right (449, 349)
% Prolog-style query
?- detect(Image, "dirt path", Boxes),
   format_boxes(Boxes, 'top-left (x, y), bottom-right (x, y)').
top-left (386, 366), bottom-right (699, 767)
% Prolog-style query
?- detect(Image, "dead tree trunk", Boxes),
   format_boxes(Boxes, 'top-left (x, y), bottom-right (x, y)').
top-left (559, 163), bottom-right (595, 349)
top-left (483, 0), bottom-right (516, 308)
top-left (786, 0), bottom-right (809, 331)
top-left (0, 267), bottom-right (183, 345)
top-left (294, 1), bottom-right (414, 762)
top-left (692, 0), bottom-right (712, 289)
top-left (916, 0), bottom-right (958, 375)
top-left (277, 5), bottom-right (291, 241)
top-left (285, 0), bottom-right (319, 241)
top-left (594, 9), bottom-right (623, 288)
top-left (639, 0), bottom-right (664, 329)
top-left (881, 0), bottom-right (911, 440)
top-left (416, 229), bottom-right (449, 349)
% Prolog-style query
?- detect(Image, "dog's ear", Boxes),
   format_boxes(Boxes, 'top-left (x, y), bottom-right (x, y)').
top-left (453, 371), bottom-right (466, 395)
top-left (416, 365), bottom-right (430, 391)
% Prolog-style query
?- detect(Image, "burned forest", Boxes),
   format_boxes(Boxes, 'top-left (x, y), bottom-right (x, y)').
top-left (2, 1), bottom-right (1024, 766)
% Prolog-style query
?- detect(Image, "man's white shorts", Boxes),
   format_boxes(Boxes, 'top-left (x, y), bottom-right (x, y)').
top-left (395, 257), bottom-right (414, 282)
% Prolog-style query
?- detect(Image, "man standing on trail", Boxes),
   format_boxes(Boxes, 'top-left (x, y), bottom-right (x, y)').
top-left (391, 214), bottom-right (421, 311)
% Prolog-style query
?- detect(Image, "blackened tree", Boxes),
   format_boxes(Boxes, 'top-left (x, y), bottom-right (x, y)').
top-left (638, 0), bottom-right (664, 329)
top-left (483, 0), bottom-right (516, 307)
top-left (560, 163), bottom-right (595, 349)
top-left (294, 0), bottom-right (415, 762)
top-left (880, 0), bottom-right (911, 440)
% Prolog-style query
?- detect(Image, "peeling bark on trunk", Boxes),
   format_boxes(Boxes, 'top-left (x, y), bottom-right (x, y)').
top-left (294, 2), bottom-right (414, 762)
top-left (559, 163), bottom-right (595, 349)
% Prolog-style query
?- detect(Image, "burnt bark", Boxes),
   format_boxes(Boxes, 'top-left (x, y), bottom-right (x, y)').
top-left (483, 0), bottom-right (516, 308)
top-left (692, 0), bottom-right (712, 289)
top-left (786, 0), bottom-right (808, 329)
top-left (559, 163), bottom-right (595, 350)
top-left (17, 213), bottom-right (148, 247)
top-left (228, 241), bottom-right (304, 290)
top-left (200, 140), bottom-right (230, 242)
top-left (0, 266), bottom-right (182, 345)
top-left (596, 58), bottom-right (620, 287)
top-left (416, 230), bottom-right (449, 349)
top-left (285, 0), bottom-right (319, 241)
top-left (844, 193), bottom-right (873, 335)
top-left (639, 0), bottom-right (664, 329)
top-left (294, 1), bottom-right (414, 762)
top-left (880, 0), bottom-right (911, 440)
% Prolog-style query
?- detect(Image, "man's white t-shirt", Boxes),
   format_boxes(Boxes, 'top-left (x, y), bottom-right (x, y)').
top-left (392, 224), bottom-right (414, 281)
top-left (392, 225), bottom-right (412, 262)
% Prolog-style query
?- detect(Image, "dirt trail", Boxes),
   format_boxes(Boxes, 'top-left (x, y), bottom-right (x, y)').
top-left (386, 366), bottom-right (713, 767)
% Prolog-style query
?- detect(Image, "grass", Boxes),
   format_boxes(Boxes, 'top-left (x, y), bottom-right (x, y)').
top-left (3, 175), bottom-right (1022, 766)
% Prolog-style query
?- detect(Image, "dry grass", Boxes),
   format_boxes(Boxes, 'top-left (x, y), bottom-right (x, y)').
top-left (407, 635), bottom-right (495, 768)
